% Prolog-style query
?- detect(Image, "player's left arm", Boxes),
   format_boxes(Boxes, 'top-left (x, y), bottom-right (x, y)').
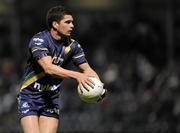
top-left (78, 63), bottom-right (100, 80)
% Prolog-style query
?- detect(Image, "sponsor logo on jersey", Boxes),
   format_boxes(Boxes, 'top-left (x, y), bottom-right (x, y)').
top-left (33, 38), bottom-right (44, 42)
top-left (34, 82), bottom-right (60, 91)
top-left (35, 42), bottom-right (42, 45)
top-left (52, 56), bottom-right (64, 66)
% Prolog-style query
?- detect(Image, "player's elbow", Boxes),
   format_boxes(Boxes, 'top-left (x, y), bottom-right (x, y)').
top-left (43, 65), bottom-right (54, 75)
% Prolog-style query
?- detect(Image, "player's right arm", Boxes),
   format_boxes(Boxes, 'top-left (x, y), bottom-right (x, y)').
top-left (37, 56), bottom-right (93, 90)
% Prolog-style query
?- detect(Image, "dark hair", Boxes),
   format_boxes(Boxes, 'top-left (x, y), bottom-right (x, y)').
top-left (46, 5), bottom-right (72, 30)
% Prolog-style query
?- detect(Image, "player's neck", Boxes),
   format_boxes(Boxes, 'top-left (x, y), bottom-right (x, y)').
top-left (50, 29), bottom-right (62, 41)
top-left (50, 29), bottom-right (69, 45)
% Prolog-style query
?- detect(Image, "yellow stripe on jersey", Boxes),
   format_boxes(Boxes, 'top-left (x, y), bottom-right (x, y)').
top-left (65, 39), bottom-right (74, 53)
top-left (73, 53), bottom-right (85, 59)
top-left (20, 72), bottom-right (45, 91)
top-left (32, 47), bottom-right (48, 53)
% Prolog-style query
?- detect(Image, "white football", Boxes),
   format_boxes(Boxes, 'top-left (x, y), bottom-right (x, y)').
top-left (77, 77), bottom-right (106, 103)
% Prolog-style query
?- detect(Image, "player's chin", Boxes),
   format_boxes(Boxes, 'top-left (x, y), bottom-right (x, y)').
top-left (66, 31), bottom-right (72, 36)
top-left (64, 33), bottom-right (71, 37)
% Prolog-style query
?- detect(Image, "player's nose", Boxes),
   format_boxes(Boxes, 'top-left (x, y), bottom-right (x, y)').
top-left (70, 23), bottom-right (74, 28)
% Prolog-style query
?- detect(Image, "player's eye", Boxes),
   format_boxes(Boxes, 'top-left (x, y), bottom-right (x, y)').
top-left (65, 20), bottom-right (73, 24)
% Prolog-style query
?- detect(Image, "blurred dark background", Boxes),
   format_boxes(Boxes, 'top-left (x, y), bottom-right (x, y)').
top-left (1, 0), bottom-right (180, 132)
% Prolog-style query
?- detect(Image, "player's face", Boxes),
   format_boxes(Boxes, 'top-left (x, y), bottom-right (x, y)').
top-left (57, 15), bottom-right (74, 37)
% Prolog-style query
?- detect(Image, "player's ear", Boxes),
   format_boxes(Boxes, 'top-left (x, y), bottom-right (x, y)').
top-left (52, 21), bottom-right (58, 30)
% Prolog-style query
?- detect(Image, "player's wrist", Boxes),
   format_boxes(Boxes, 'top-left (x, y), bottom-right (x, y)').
top-left (69, 71), bottom-right (81, 80)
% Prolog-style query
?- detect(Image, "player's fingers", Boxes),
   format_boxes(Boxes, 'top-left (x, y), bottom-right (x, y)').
top-left (86, 78), bottom-right (94, 88)
top-left (82, 82), bottom-right (90, 92)
top-left (79, 83), bottom-right (84, 93)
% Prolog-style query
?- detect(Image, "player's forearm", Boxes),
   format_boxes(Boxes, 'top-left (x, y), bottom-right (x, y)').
top-left (83, 68), bottom-right (99, 79)
top-left (37, 56), bottom-right (80, 80)
top-left (79, 63), bottom-right (99, 79)
top-left (44, 63), bottom-right (80, 80)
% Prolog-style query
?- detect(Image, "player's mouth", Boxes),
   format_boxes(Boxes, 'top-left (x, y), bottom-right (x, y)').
top-left (68, 30), bottom-right (72, 34)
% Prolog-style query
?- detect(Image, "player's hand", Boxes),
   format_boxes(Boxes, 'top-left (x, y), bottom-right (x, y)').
top-left (76, 73), bottom-right (95, 92)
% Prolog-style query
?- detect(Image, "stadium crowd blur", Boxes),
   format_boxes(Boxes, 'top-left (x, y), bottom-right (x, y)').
top-left (1, 0), bottom-right (180, 132)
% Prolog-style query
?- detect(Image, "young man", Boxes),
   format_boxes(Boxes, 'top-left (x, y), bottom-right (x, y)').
top-left (17, 5), bottom-right (101, 133)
